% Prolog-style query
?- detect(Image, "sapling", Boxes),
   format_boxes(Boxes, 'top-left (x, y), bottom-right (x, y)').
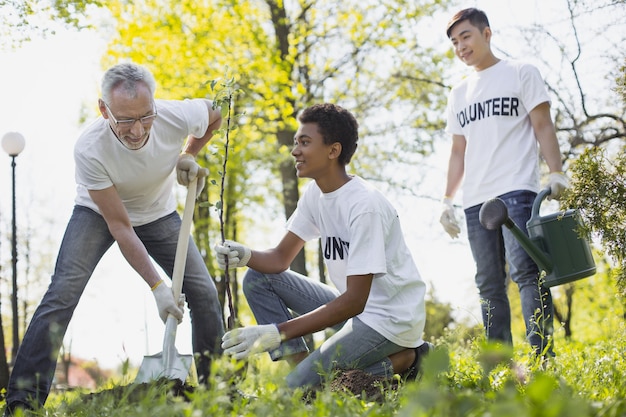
top-left (210, 73), bottom-right (243, 330)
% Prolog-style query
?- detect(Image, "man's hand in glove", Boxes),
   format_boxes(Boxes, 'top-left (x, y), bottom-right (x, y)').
top-left (221, 324), bottom-right (282, 360)
top-left (213, 240), bottom-right (251, 269)
top-left (440, 197), bottom-right (461, 239)
top-left (152, 281), bottom-right (184, 323)
top-left (176, 153), bottom-right (208, 196)
top-left (547, 172), bottom-right (570, 200)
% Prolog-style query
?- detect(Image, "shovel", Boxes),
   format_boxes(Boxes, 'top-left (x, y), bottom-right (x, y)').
top-left (135, 178), bottom-right (198, 383)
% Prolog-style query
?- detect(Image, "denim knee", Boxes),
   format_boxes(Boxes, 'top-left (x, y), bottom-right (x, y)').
top-left (242, 268), bottom-right (265, 298)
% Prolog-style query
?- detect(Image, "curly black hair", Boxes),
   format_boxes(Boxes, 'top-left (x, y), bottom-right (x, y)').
top-left (298, 103), bottom-right (359, 165)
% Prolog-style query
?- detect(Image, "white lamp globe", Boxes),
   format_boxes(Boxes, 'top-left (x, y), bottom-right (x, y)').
top-left (2, 132), bottom-right (26, 156)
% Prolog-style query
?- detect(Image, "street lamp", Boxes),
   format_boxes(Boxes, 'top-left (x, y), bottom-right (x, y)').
top-left (2, 131), bottom-right (26, 364)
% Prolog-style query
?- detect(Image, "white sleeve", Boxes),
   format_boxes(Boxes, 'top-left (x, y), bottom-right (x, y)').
top-left (286, 182), bottom-right (319, 241)
top-left (345, 211), bottom-right (387, 277)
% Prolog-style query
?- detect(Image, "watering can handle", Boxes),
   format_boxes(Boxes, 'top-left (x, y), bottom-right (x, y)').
top-left (531, 187), bottom-right (553, 219)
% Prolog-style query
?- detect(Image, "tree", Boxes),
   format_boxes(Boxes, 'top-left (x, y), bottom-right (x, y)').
top-left (540, 1), bottom-right (626, 327)
top-left (618, 59), bottom-right (626, 102)
top-left (0, 0), bottom-right (103, 49)
top-left (536, 1), bottom-right (626, 154)
top-left (561, 147), bottom-right (626, 304)
top-left (0, 0), bottom-right (106, 389)
top-left (103, 0), bottom-right (455, 326)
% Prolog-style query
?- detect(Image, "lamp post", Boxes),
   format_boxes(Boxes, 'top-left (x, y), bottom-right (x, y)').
top-left (2, 131), bottom-right (26, 364)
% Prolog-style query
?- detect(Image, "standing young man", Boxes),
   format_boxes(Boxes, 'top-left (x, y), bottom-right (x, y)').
top-left (4, 62), bottom-right (225, 414)
top-left (214, 103), bottom-right (431, 388)
top-left (440, 8), bottom-right (569, 356)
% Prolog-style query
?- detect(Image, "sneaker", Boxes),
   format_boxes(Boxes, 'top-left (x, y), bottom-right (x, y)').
top-left (400, 342), bottom-right (434, 381)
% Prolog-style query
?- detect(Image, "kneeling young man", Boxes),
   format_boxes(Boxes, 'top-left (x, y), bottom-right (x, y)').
top-left (214, 103), bottom-right (430, 388)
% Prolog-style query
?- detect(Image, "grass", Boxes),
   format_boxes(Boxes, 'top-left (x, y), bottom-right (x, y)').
top-left (3, 321), bottom-right (625, 417)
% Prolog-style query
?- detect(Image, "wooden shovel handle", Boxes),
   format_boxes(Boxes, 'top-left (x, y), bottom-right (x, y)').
top-left (171, 178), bottom-right (198, 300)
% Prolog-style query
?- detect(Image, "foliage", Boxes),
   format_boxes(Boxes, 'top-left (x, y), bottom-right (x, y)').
top-left (506, 0), bottom-right (626, 156)
top-left (102, 0), bottom-right (456, 194)
top-left (617, 58), bottom-right (626, 103)
top-left (560, 146), bottom-right (626, 298)
top-left (7, 268), bottom-right (620, 416)
top-left (424, 288), bottom-right (455, 340)
top-left (560, 257), bottom-right (625, 340)
top-left (0, 263), bottom-right (622, 415)
top-left (0, 0), bottom-right (102, 48)
top-left (6, 312), bottom-right (625, 416)
top-left (102, 0), bottom-right (455, 322)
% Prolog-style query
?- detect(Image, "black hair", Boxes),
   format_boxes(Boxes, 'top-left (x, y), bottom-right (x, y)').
top-left (446, 8), bottom-right (490, 38)
top-left (298, 103), bottom-right (359, 165)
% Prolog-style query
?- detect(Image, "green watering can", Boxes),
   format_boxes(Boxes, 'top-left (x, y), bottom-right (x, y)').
top-left (479, 187), bottom-right (596, 287)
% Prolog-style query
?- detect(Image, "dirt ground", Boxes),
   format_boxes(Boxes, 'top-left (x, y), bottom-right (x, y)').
top-left (328, 369), bottom-right (395, 401)
top-left (78, 369), bottom-right (393, 406)
top-left (79, 378), bottom-right (195, 404)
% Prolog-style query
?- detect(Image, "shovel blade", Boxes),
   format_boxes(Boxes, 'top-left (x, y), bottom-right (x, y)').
top-left (135, 350), bottom-right (193, 384)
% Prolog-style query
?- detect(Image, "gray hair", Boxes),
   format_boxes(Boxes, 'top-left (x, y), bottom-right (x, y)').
top-left (101, 62), bottom-right (157, 103)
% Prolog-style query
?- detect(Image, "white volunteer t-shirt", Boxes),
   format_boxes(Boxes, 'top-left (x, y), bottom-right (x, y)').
top-left (74, 99), bottom-right (209, 226)
top-left (445, 60), bottom-right (550, 208)
top-left (287, 176), bottom-right (426, 348)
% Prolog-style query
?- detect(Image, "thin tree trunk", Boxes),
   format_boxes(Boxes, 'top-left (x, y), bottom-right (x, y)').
top-left (277, 129), bottom-right (306, 275)
top-left (0, 314), bottom-right (10, 390)
top-left (318, 241), bottom-right (326, 284)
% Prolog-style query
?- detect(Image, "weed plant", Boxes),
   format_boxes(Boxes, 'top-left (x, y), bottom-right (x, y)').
top-left (3, 320), bottom-right (623, 417)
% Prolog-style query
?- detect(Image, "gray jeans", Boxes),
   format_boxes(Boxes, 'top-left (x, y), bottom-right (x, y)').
top-left (242, 268), bottom-right (406, 388)
top-left (7, 206), bottom-right (225, 407)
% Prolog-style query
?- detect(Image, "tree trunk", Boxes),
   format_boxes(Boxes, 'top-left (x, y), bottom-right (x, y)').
top-left (318, 241), bottom-right (326, 284)
top-left (0, 315), bottom-right (10, 390)
top-left (553, 285), bottom-right (574, 338)
top-left (277, 129), bottom-right (306, 275)
top-left (266, 0), bottom-right (306, 274)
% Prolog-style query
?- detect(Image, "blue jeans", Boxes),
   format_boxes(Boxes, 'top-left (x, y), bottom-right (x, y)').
top-left (7, 206), bottom-right (224, 407)
top-left (242, 269), bottom-right (406, 388)
top-left (465, 190), bottom-right (554, 355)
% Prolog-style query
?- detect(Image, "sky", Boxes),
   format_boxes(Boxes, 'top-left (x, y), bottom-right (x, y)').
top-left (0, 0), bottom-right (620, 370)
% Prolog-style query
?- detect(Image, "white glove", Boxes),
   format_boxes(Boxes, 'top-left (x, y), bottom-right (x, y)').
top-left (440, 197), bottom-right (461, 239)
top-left (221, 324), bottom-right (281, 360)
top-left (176, 153), bottom-right (208, 196)
top-left (152, 281), bottom-right (184, 324)
top-left (547, 172), bottom-right (570, 200)
top-left (213, 240), bottom-right (251, 269)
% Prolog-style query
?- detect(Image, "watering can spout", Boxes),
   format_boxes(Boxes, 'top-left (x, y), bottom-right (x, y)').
top-left (479, 197), bottom-right (553, 274)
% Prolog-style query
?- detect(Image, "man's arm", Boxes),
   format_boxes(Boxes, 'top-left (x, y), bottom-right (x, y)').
top-left (277, 273), bottom-right (373, 341)
top-left (246, 231), bottom-right (307, 273)
top-left (241, 224), bottom-right (372, 340)
top-left (530, 102), bottom-right (563, 173)
top-left (221, 231), bottom-right (372, 336)
top-left (181, 99), bottom-right (223, 156)
top-left (443, 134), bottom-right (467, 199)
top-left (220, 268), bottom-right (373, 360)
top-left (88, 186), bottom-right (163, 288)
top-left (439, 134), bottom-right (466, 238)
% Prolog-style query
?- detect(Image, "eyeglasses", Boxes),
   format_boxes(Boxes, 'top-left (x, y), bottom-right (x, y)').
top-left (104, 101), bottom-right (158, 129)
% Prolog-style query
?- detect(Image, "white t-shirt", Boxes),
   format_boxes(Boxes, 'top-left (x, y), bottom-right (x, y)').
top-left (74, 99), bottom-right (209, 226)
top-left (445, 60), bottom-right (551, 209)
top-left (287, 176), bottom-right (426, 348)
